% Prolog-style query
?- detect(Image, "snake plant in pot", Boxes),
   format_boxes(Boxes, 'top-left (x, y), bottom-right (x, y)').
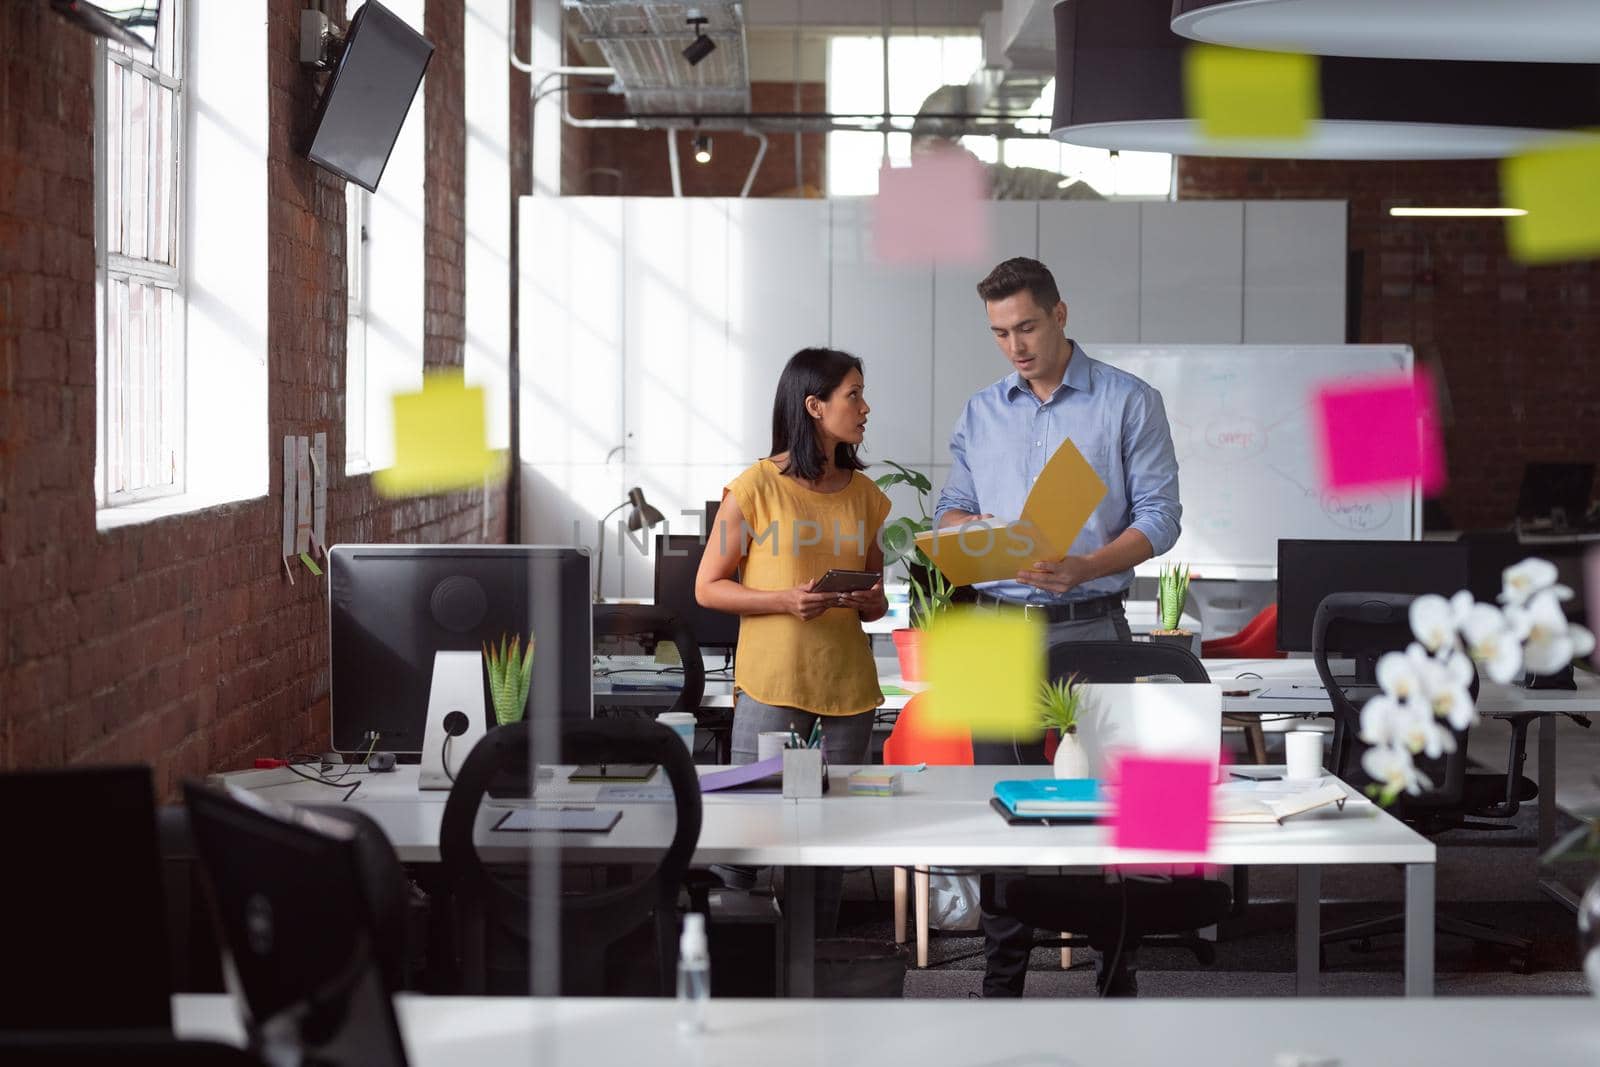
top-left (1148, 561), bottom-right (1193, 652)
top-left (874, 461), bottom-right (954, 682)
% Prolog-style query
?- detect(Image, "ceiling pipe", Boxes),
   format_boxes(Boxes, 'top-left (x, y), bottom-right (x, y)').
top-left (667, 128), bottom-right (684, 196)
top-left (740, 129), bottom-right (768, 197)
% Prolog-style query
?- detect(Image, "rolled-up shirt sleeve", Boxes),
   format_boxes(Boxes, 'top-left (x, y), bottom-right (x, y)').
top-left (1122, 385), bottom-right (1182, 557)
top-left (934, 402), bottom-right (980, 526)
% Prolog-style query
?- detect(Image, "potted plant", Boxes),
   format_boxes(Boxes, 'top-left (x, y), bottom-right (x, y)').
top-left (874, 461), bottom-right (954, 682)
top-left (483, 632), bottom-right (535, 726)
top-left (1039, 674), bottom-right (1090, 778)
top-left (1148, 561), bottom-right (1194, 651)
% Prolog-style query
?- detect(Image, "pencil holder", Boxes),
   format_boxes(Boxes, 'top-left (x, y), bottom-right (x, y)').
top-left (782, 747), bottom-right (824, 799)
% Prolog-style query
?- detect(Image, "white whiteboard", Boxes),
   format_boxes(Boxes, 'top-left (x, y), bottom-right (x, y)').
top-left (1093, 344), bottom-right (1420, 580)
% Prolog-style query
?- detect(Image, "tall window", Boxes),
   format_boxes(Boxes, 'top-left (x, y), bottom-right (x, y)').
top-left (95, 3), bottom-right (185, 506)
top-left (346, 183), bottom-right (370, 472)
top-left (825, 34), bottom-right (1172, 199)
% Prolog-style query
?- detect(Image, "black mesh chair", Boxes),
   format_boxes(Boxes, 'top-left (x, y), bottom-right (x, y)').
top-left (440, 718), bottom-right (702, 994)
top-left (977, 641), bottom-right (1234, 995)
top-left (1313, 591), bottom-right (1537, 967)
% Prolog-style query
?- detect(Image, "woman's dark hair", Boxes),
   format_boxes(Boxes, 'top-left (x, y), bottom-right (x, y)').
top-left (769, 347), bottom-right (867, 482)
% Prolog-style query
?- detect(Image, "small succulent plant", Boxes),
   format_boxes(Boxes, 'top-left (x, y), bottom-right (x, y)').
top-left (483, 632), bottom-right (535, 726)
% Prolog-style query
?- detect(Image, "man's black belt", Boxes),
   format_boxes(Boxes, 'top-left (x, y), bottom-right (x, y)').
top-left (974, 592), bottom-right (1125, 624)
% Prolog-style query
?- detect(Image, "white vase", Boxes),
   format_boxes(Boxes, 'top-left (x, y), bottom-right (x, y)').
top-left (1053, 732), bottom-right (1090, 779)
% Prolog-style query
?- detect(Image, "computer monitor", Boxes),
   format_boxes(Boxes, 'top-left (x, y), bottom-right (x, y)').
top-left (329, 545), bottom-right (592, 754)
top-left (0, 766), bottom-right (171, 1032)
top-left (1516, 462), bottom-right (1595, 527)
top-left (183, 783), bottom-right (408, 1067)
top-left (655, 533), bottom-right (740, 655)
top-left (1277, 539), bottom-right (1471, 676)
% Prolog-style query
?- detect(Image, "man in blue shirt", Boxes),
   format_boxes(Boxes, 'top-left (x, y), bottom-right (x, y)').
top-left (934, 256), bottom-right (1182, 997)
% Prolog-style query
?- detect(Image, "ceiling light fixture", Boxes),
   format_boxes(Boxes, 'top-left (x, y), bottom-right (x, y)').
top-left (1388, 207), bottom-right (1527, 217)
top-left (692, 134), bottom-right (712, 164)
top-left (1171, 0), bottom-right (1600, 65)
top-left (682, 10), bottom-right (716, 66)
top-left (1051, 0), bottom-right (1600, 160)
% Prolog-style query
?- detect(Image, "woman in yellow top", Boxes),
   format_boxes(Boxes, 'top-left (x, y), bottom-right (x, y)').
top-left (695, 347), bottom-right (891, 770)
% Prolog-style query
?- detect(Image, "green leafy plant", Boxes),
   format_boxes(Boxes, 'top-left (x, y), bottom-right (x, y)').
top-left (1156, 561), bottom-right (1191, 632)
top-left (873, 460), bottom-right (954, 630)
top-left (483, 632), bottom-right (535, 726)
top-left (1038, 674), bottom-right (1087, 735)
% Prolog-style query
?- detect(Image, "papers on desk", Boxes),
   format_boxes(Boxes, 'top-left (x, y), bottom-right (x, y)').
top-left (1213, 781), bottom-right (1351, 824)
top-left (1258, 685), bottom-right (1380, 701)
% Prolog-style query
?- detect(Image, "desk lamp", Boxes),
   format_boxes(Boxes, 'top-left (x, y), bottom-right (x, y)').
top-left (595, 487), bottom-right (665, 600)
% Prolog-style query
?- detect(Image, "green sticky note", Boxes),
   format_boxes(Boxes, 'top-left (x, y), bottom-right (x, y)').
top-left (1184, 45), bottom-right (1318, 141)
top-left (881, 684), bottom-right (911, 696)
top-left (1501, 137), bottom-right (1600, 265)
top-left (299, 552), bottom-right (323, 576)
top-left (373, 370), bottom-right (504, 498)
top-left (921, 608), bottom-right (1044, 740)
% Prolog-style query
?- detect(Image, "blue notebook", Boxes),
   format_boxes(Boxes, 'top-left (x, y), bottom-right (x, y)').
top-left (993, 778), bottom-right (1108, 818)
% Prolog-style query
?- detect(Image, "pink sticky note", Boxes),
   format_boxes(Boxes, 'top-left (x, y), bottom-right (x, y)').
top-left (1110, 756), bottom-right (1213, 853)
top-left (872, 149), bottom-right (990, 265)
top-left (1313, 368), bottom-right (1446, 496)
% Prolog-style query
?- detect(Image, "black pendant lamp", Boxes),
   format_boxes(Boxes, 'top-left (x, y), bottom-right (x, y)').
top-left (1051, 0), bottom-right (1600, 159)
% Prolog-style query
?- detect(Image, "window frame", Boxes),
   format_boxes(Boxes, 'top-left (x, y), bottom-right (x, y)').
top-left (345, 182), bottom-right (371, 474)
top-left (94, 9), bottom-right (188, 508)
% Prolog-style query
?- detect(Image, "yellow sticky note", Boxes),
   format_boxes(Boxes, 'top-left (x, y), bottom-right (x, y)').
top-left (921, 608), bottom-right (1044, 740)
top-left (374, 370), bottom-right (503, 498)
top-left (1184, 45), bottom-right (1318, 141)
top-left (1501, 137), bottom-right (1600, 265)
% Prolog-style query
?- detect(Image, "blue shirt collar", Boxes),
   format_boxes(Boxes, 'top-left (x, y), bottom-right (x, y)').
top-left (1005, 341), bottom-right (1092, 404)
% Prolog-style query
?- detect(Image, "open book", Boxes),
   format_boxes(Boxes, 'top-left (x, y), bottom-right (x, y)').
top-left (1213, 781), bottom-right (1349, 824)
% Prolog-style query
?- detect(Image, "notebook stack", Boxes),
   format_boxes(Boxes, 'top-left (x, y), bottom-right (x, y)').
top-left (847, 769), bottom-right (902, 797)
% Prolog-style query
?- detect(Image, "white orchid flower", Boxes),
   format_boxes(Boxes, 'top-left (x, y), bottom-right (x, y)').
top-left (1449, 590), bottom-right (1476, 626)
top-left (1359, 694), bottom-right (1405, 747)
top-left (1413, 654), bottom-right (1476, 730)
top-left (1570, 623), bottom-right (1596, 661)
top-left (1395, 701), bottom-right (1456, 759)
top-left (1459, 601), bottom-right (1522, 684)
top-left (1362, 745), bottom-right (1432, 797)
top-left (1409, 594), bottom-right (1456, 654)
top-left (1376, 651), bottom-right (1424, 701)
top-left (1500, 558), bottom-right (1571, 607)
top-left (1519, 589), bottom-right (1585, 676)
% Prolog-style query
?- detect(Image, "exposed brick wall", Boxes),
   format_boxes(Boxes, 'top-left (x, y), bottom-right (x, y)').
top-left (0, 0), bottom-right (517, 797)
top-left (1180, 157), bottom-right (1600, 530)
top-left (563, 81), bottom-right (827, 197)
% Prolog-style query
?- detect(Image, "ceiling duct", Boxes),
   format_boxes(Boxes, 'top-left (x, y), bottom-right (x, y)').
top-left (564, 1), bottom-right (751, 116)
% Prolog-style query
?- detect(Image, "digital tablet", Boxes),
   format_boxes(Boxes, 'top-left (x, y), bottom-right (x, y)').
top-left (813, 569), bottom-right (880, 593)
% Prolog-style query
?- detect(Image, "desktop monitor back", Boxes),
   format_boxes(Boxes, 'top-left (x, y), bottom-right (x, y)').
top-left (655, 532), bottom-right (740, 655)
top-left (1077, 683), bottom-right (1224, 784)
top-left (329, 544), bottom-right (592, 754)
top-left (1516, 461), bottom-right (1595, 526)
top-left (0, 766), bottom-right (172, 1032)
top-left (1277, 539), bottom-right (1470, 654)
top-left (183, 784), bottom-right (408, 1067)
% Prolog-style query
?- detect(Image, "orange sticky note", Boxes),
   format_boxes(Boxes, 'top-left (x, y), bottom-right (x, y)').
top-left (921, 608), bottom-right (1043, 740)
top-left (1184, 45), bottom-right (1318, 142)
top-left (1501, 137), bottom-right (1600, 265)
top-left (1110, 756), bottom-right (1213, 854)
top-left (374, 370), bottom-right (503, 498)
top-left (872, 148), bottom-right (990, 265)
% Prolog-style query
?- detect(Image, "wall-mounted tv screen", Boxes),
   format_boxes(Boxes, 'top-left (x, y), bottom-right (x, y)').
top-left (306, 1), bottom-right (432, 193)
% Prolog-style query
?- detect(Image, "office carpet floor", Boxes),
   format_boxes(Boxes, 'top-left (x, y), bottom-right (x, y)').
top-left (812, 804), bottom-right (1598, 999)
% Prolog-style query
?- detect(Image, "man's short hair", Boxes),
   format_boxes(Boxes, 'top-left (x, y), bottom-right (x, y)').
top-left (976, 257), bottom-right (1062, 312)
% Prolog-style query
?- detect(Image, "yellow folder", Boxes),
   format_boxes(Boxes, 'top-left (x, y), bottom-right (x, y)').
top-left (913, 438), bottom-right (1108, 587)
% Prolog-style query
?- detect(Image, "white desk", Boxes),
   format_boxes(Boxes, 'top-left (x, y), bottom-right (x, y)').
top-left (223, 762), bottom-right (1435, 998)
top-left (174, 994), bottom-right (1600, 1066)
top-left (1209, 658), bottom-right (1600, 909)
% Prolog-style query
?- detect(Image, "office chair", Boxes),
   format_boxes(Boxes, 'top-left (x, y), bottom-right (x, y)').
top-left (440, 717), bottom-right (703, 995)
top-left (0, 766), bottom-right (174, 1032)
top-left (976, 641), bottom-right (1235, 996)
top-left (593, 604), bottom-right (716, 756)
top-left (1313, 592), bottom-right (1538, 968)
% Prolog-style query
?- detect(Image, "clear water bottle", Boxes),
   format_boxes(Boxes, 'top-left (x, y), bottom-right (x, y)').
top-left (676, 912), bottom-right (710, 1032)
